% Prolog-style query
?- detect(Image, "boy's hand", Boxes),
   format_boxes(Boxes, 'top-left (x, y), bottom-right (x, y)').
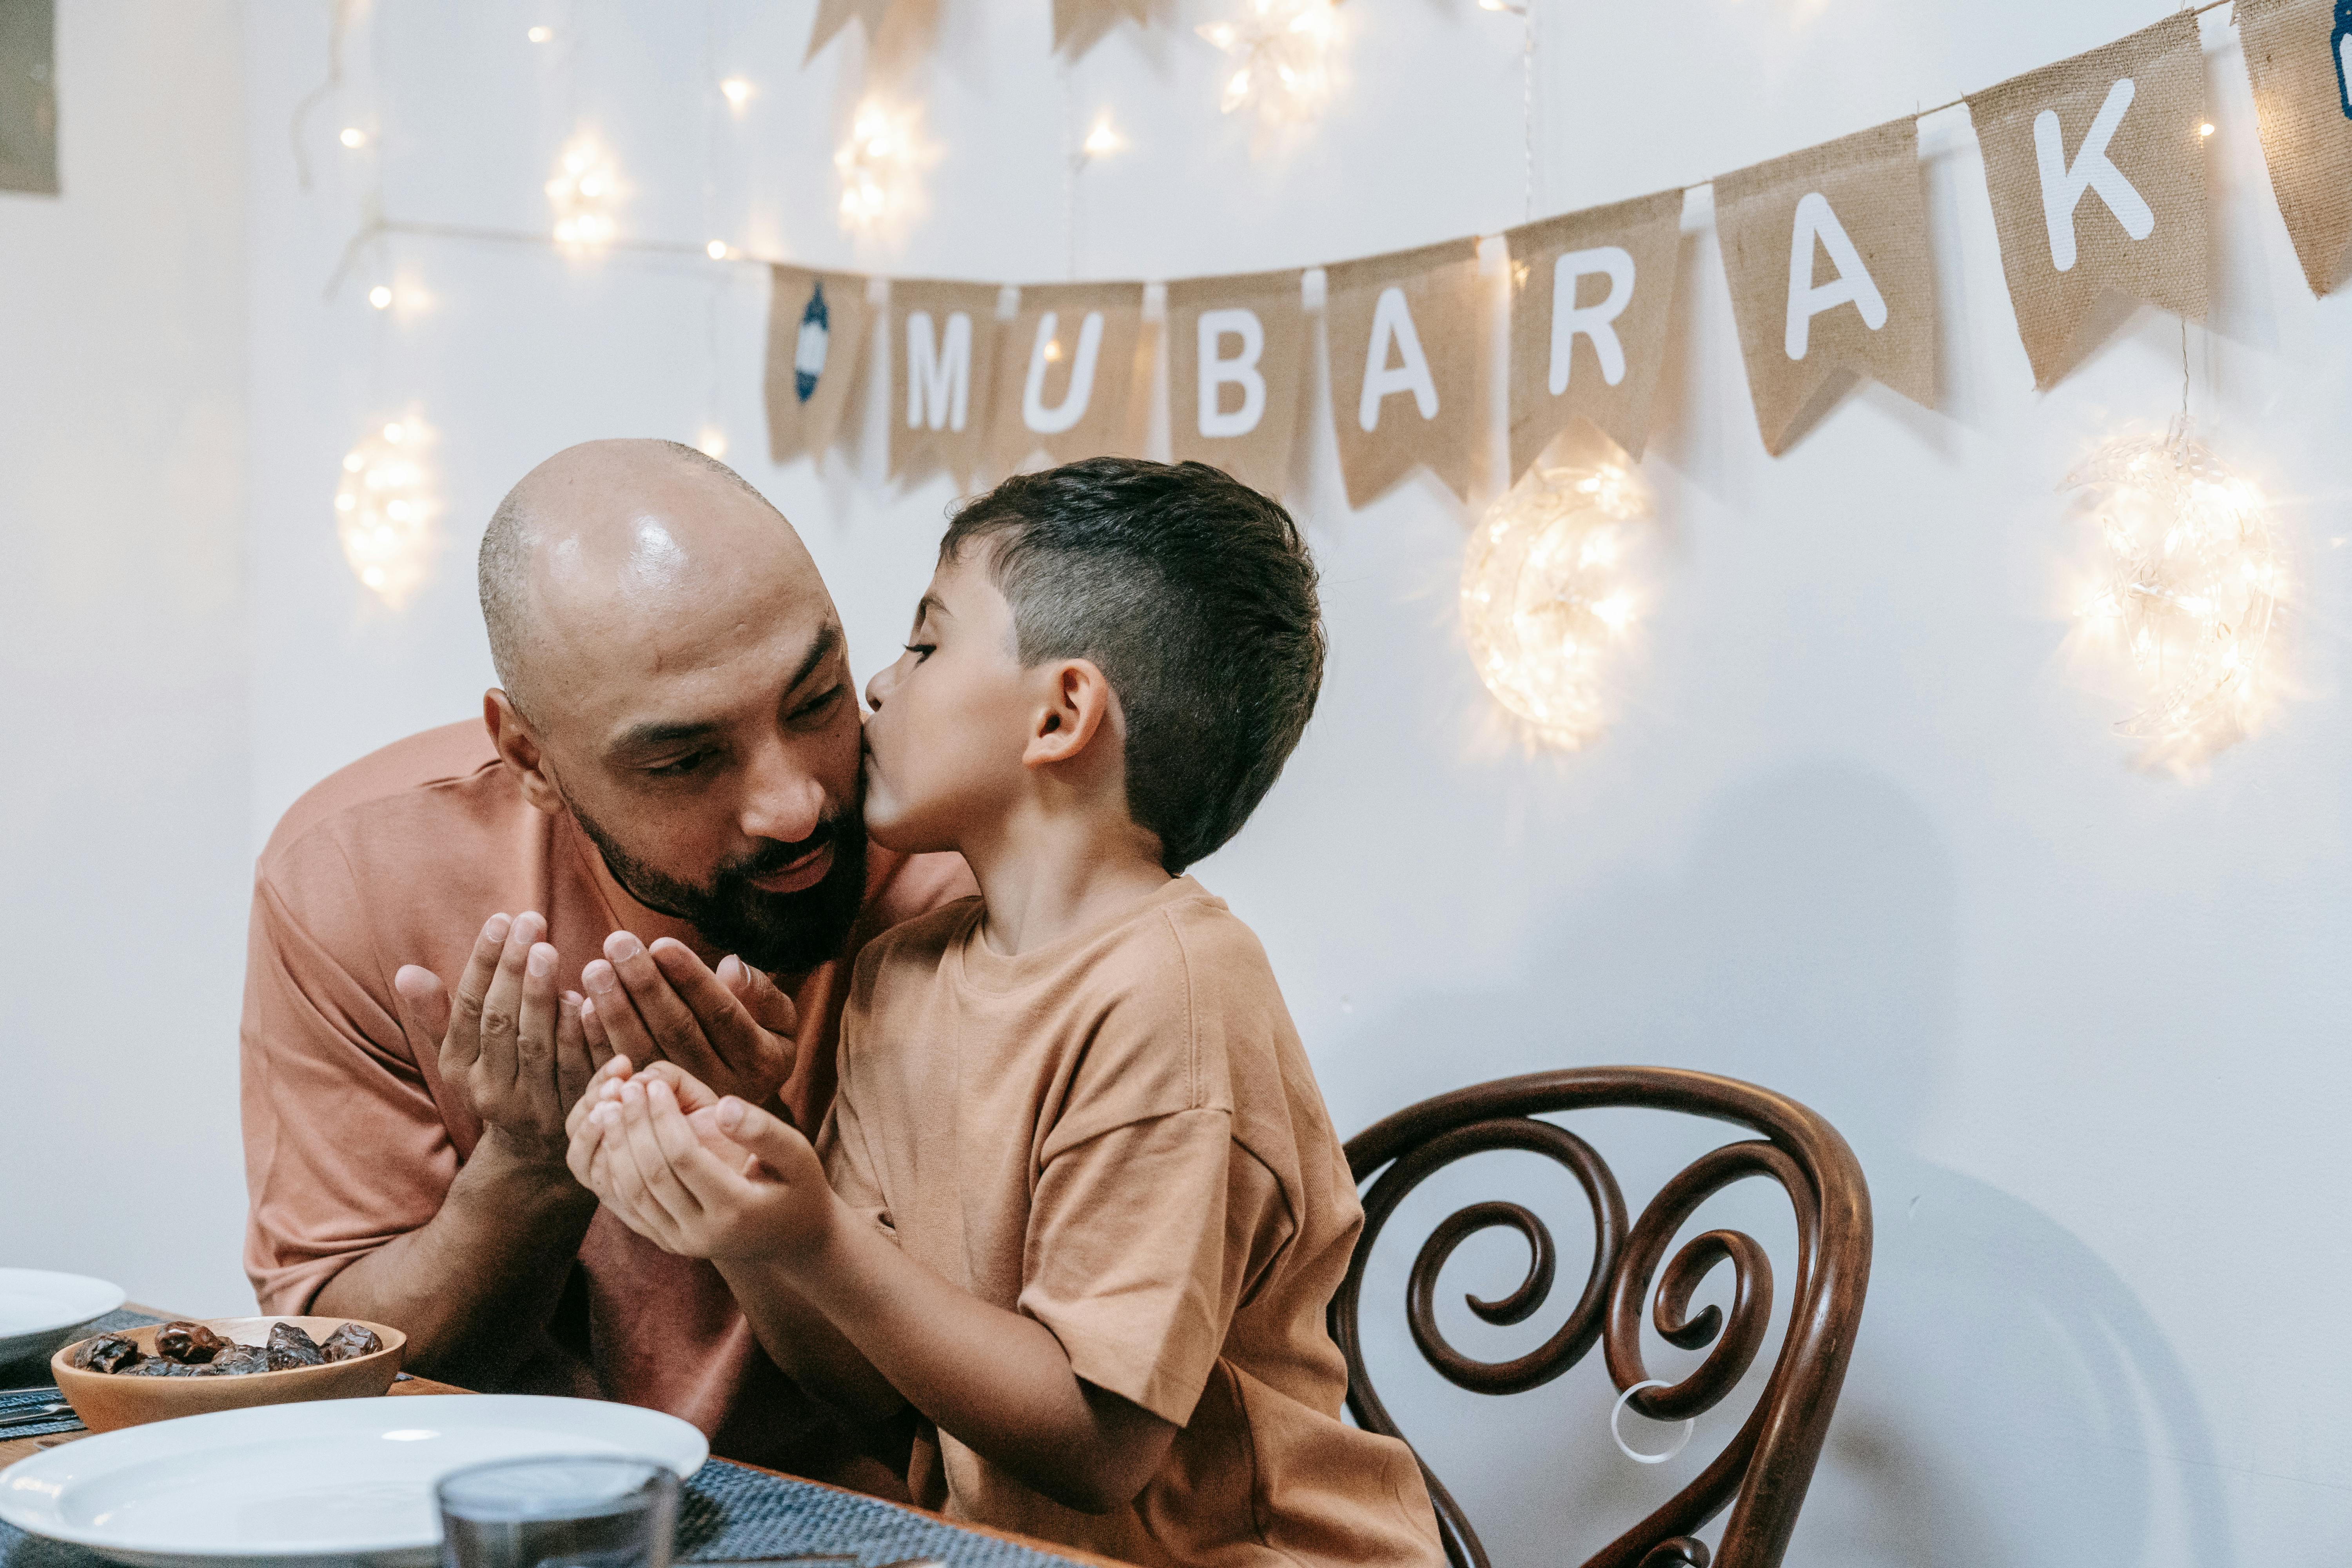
top-left (573, 1063), bottom-right (836, 1265)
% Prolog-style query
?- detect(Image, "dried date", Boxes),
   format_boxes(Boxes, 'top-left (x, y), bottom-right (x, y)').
top-left (72, 1334), bottom-right (143, 1374)
top-left (265, 1321), bottom-right (326, 1370)
top-left (154, 1321), bottom-right (228, 1365)
top-left (205, 1344), bottom-right (270, 1376)
top-left (319, 1321), bottom-right (384, 1363)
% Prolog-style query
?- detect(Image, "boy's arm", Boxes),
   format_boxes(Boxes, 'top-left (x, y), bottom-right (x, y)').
top-left (588, 1075), bottom-right (1175, 1513)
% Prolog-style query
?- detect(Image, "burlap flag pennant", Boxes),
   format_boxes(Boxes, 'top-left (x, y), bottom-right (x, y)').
top-left (805, 0), bottom-right (897, 62)
top-left (1053, 0), bottom-right (1151, 56)
top-left (1503, 189), bottom-right (1683, 479)
top-left (1715, 118), bottom-right (1936, 455)
top-left (986, 281), bottom-right (1148, 473)
top-left (2237, 0), bottom-right (2352, 296)
top-left (763, 266), bottom-right (873, 469)
top-left (1323, 239), bottom-right (1484, 508)
top-left (1969, 13), bottom-right (2209, 389)
top-left (1165, 269), bottom-right (1309, 495)
top-left (889, 278), bottom-right (1004, 490)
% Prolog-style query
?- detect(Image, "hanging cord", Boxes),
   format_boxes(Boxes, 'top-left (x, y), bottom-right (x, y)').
top-left (289, 0), bottom-right (357, 189)
top-left (1521, 0), bottom-right (1536, 223)
top-left (1062, 57), bottom-right (1080, 279)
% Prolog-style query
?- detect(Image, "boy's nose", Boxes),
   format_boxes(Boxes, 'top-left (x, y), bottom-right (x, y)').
top-left (864, 666), bottom-right (891, 712)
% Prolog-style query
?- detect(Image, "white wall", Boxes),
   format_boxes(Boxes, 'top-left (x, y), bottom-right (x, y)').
top-left (15, 0), bottom-right (2351, 1562)
top-left (1, 0), bottom-right (250, 1312)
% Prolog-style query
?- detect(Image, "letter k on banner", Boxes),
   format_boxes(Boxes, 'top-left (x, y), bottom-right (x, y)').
top-left (1969, 13), bottom-right (2209, 389)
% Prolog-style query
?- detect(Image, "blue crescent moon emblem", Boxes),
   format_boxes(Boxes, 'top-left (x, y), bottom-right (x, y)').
top-left (795, 282), bottom-right (831, 403)
top-left (2334, 1), bottom-right (2352, 121)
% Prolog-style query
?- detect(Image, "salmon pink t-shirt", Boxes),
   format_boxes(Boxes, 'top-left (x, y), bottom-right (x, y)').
top-left (822, 876), bottom-right (1443, 1567)
top-left (239, 721), bottom-right (970, 1481)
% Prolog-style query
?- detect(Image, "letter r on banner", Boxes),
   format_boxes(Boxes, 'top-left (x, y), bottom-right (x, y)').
top-left (1197, 308), bottom-right (1267, 437)
top-left (1359, 286), bottom-right (1440, 432)
top-left (1785, 192), bottom-right (1889, 360)
top-left (1022, 311), bottom-right (1105, 435)
top-left (2034, 77), bottom-right (2156, 271)
top-left (1549, 247), bottom-right (1637, 392)
top-left (907, 310), bottom-right (973, 433)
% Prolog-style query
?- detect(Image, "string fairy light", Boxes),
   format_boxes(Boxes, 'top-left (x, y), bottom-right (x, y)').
top-left (835, 96), bottom-right (929, 232)
top-left (335, 416), bottom-right (439, 607)
top-left (1461, 456), bottom-right (1653, 751)
top-left (1196, 0), bottom-right (1342, 129)
top-left (546, 131), bottom-right (622, 251)
top-left (2063, 420), bottom-right (2285, 775)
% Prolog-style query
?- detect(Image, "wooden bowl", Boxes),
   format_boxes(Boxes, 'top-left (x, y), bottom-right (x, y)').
top-left (50, 1315), bottom-right (405, 1433)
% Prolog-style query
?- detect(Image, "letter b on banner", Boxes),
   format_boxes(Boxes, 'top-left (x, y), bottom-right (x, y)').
top-left (1197, 309), bottom-right (1266, 437)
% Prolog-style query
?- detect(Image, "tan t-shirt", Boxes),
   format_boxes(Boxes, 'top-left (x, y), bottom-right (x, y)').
top-left (240, 720), bottom-right (971, 1483)
top-left (822, 877), bottom-right (1442, 1567)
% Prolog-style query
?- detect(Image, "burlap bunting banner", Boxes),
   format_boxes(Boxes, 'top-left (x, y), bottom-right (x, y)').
top-left (1969, 14), bottom-right (2209, 389)
top-left (987, 282), bottom-right (1148, 474)
top-left (889, 278), bottom-right (1003, 489)
top-left (1323, 240), bottom-right (1483, 506)
top-left (2237, 0), bottom-right (2352, 296)
top-left (1053, 0), bottom-right (1151, 56)
top-left (1715, 118), bottom-right (1936, 454)
top-left (1503, 189), bottom-right (1684, 477)
top-left (763, 266), bottom-right (873, 469)
top-left (804, 0), bottom-right (897, 62)
top-left (1164, 270), bottom-right (1309, 495)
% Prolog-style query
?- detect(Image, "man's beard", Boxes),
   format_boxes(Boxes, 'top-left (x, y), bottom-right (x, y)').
top-left (569, 791), bottom-right (869, 977)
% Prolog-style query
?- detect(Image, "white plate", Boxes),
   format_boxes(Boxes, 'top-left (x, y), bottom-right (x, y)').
top-left (0, 1268), bottom-right (125, 1370)
top-left (0, 1394), bottom-right (708, 1568)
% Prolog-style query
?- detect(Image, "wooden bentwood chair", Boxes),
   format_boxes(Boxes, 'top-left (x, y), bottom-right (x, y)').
top-left (1332, 1069), bottom-right (1872, 1568)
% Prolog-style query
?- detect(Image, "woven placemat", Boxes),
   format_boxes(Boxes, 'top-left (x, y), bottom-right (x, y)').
top-left (0, 1310), bottom-right (164, 1409)
top-left (0, 1456), bottom-right (1085, 1568)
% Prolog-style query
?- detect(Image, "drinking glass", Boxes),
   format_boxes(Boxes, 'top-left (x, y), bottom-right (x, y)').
top-left (436, 1455), bottom-right (680, 1568)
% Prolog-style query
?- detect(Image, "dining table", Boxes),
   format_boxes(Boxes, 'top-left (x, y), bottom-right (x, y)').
top-left (1, 1305), bottom-right (1119, 1568)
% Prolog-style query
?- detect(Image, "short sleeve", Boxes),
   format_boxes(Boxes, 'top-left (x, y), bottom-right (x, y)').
top-left (1016, 1109), bottom-right (1293, 1426)
top-left (240, 869), bottom-right (459, 1312)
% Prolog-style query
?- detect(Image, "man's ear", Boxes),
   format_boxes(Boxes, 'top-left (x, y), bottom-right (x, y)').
top-left (1021, 659), bottom-right (1120, 770)
top-left (484, 689), bottom-right (566, 816)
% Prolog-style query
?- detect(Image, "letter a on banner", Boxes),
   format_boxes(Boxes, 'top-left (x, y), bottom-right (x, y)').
top-left (2236, 0), bottom-right (2352, 296)
top-left (987, 281), bottom-right (1147, 473)
top-left (889, 278), bottom-right (1003, 489)
top-left (1715, 118), bottom-right (1936, 454)
top-left (1324, 240), bottom-right (1482, 508)
top-left (1503, 188), bottom-right (1684, 481)
top-left (1165, 269), bottom-right (1309, 495)
top-left (1969, 13), bottom-right (2209, 388)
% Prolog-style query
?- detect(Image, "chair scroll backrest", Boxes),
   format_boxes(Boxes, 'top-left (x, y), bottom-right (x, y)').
top-left (1330, 1068), bottom-right (1872, 1568)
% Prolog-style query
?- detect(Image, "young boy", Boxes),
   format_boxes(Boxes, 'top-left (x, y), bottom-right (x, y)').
top-left (569, 458), bottom-right (1441, 1566)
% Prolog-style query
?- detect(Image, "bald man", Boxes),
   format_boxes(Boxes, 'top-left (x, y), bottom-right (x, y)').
top-left (239, 440), bottom-right (969, 1488)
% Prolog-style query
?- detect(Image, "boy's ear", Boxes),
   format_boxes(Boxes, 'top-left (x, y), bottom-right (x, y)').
top-left (1022, 659), bottom-right (1119, 770)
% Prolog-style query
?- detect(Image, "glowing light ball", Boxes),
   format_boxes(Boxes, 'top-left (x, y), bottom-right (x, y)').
top-left (2064, 422), bottom-right (2285, 775)
top-left (336, 417), bottom-right (438, 608)
top-left (1461, 457), bottom-right (1651, 751)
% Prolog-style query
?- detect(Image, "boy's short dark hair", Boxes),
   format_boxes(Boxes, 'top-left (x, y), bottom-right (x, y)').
top-left (942, 457), bottom-right (1324, 875)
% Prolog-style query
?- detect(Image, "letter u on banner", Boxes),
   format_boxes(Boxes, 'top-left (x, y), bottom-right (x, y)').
top-left (987, 281), bottom-right (1147, 472)
top-left (1165, 270), bottom-right (1308, 495)
top-left (1969, 12), bottom-right (2209, 388)
top-left (1715, 117), bottom-right (1936, 455)
top-left (1503, 188), bottom-right (1684, 481)
top-left (1323, 240), bottom-right (1483, 508)
top-left (888, 278), bottom-right (1004, 489)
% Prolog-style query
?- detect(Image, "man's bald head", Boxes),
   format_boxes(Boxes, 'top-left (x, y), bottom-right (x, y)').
top-left (479, 437), bottom-right (815, 727)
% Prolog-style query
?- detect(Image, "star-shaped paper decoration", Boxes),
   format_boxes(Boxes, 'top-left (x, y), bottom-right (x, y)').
top-left (1195, 0), bottom-right (1340, 126)
top-left (805, 0), bottom-right (898, 64)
